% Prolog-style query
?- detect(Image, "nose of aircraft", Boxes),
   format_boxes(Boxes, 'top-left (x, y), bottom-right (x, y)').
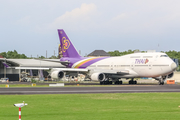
top-left (171, 62), bottom-right (177, 70)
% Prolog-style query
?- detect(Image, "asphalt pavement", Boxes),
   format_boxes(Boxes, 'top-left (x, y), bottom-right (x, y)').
top-left (0, 84), bottom-right (180, 94)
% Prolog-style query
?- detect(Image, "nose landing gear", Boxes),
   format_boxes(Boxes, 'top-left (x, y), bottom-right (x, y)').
top-left (159, 78), bottom-right (164, 85)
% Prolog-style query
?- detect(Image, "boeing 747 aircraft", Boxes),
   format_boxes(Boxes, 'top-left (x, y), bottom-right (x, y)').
top-left (51, 29), bottom-right (177, 85)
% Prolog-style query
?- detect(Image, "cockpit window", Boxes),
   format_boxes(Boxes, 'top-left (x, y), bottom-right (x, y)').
top-left (160, 55), bottom-right (168, 57)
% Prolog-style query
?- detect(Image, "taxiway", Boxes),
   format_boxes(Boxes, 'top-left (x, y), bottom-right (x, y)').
top-left (0, 84), bottom-right (179, 94)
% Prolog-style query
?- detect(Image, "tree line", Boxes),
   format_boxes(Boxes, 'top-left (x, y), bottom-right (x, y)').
top-left (0, 50), bottom-right (59, 59)
top-left (0, 50), bottom-right (28, 59)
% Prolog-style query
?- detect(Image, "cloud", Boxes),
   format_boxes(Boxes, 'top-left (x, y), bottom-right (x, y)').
top-left (50, 3), bottom-right (98, 31)
top-left (17, 16), bottom-right (31, 25)
top-left (112, 13), bottom-right (128, 21)
top-left (102, 0), bottom-right (180, 35)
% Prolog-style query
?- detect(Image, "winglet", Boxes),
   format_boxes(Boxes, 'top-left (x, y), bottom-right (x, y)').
top-left (2, 62), bottom-right (9, 68)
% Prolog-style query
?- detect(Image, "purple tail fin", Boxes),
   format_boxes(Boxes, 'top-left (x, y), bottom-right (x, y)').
top-left (58, 29), bottom-right (81, 58)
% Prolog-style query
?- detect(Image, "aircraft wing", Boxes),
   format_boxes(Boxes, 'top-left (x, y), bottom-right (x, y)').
top-left (52, 68), bottom-right (89, 72)
top-left (91, 69), bottom-right (129, 75)
top-left (51, 68), bottom-right (129, 74)
top-left (35, 59), bottom-right (69, 64)
top-left (15, 67), bottom-right (50, 70)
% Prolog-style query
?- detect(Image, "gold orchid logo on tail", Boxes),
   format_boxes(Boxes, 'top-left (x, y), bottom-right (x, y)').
top-left (62, 37), bottom-right (70, 52)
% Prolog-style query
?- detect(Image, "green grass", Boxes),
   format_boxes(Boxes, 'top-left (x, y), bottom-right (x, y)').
top-left (0, 93), bottom-right (180, 120)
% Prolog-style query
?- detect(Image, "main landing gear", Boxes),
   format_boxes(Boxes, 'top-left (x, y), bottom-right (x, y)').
top-left (114, 81), bottom-right (122, 85)
top-left (100, 78), bottom-right (138, 85)
top-left (100, 81), bottom-right (123, 85)
top-left (100, 79), bottom-right (123, 85)
top-left (129, 78), bottom-right (137, 84)
top-left (112, 78), bottom-right (123, 85)
top-left (100, 81), bottom-right (113, 85)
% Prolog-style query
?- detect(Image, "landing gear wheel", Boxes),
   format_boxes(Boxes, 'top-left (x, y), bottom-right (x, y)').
top-left (100, 81), bottom-right (113, 85)
top-left (109, 81), bottom-right (112, 84)
top-left (162, 82), bottom-right (164, 85)
top-left (119, 81), bottom-right (122, 84)
top-left (114, 81), bottom-right (123, 85)
top-left (159, 81), bottom-right (164, 85)
top-left (129, 80), bottom-right (137, 84)
top-left (134, 81), bottom-right (137, 84)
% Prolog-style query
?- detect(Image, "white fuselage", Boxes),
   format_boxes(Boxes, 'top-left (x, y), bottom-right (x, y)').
top-left (80, 52), bottom-right (176, 78)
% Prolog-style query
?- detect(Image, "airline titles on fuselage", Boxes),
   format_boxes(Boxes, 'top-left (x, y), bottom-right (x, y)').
top-left (135, 59), bottom-right (149, 64)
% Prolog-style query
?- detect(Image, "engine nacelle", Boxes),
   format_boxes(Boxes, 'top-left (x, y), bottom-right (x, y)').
top-left (90, 73), bottom-right (105, 81)
top-left (167, 72), bottom-right (174, 78)
top-left (51, 71), bottom-right (64, 79)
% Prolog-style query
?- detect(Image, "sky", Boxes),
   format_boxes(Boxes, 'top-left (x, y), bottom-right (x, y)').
top-left (0, 0), bottom-right (180, 57)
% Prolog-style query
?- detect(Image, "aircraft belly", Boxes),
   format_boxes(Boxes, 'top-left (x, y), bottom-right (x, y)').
top-left (109, 74), bottom-right (139, 78)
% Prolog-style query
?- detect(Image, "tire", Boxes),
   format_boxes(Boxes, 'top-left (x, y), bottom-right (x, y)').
top-left (134, 81), bottom-right (137, 84)
top-left (129, 81), bottom-right (132, 84)
top-left (162, 82), bottom-right (164, 85)
top-left (110, 81), bottom-right (112, 84)
top-left (159, 81), bottom-right (164, 85)
top-left (119, 81), bottom-right (122, 84)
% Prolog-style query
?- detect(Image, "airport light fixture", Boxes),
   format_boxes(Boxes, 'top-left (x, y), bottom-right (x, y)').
top-left (14, 101), bottom-right (28, 120)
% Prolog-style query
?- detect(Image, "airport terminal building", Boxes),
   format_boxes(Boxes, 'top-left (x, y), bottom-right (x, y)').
top-left (0, 58), bottom-right (64, 81)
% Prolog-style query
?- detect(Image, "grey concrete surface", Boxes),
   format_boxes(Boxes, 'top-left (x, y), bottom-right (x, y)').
top-left (0, 84), bottom-right (179, 94)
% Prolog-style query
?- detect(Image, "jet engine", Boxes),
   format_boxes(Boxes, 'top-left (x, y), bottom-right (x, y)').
top-left (167, 72), bottom-right (174, 78)
top-left (51, 71), bottom-right (65, 79)
top-left (90, 73), bottom-right (105, 81)
top-left (160, 72), bottom-right (174, 80)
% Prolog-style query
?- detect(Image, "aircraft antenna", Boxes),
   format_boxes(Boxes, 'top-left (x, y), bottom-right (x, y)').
top-left (158, 44), bottom-right (160, 52)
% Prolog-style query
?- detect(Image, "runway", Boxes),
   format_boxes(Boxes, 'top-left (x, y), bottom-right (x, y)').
top-left (0, 84), bottom-right (180, 94)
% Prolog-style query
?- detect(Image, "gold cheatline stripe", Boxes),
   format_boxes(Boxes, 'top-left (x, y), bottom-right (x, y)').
top-left (74, 57), bottom-right (98, 68)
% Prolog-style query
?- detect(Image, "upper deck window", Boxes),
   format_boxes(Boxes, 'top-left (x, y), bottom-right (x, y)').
top-left (143, 56), bottom-right (153, 58)
top-left (160, 55), bottom-right (168, 57)
top-left (130, 56), bottom-right (140, 58)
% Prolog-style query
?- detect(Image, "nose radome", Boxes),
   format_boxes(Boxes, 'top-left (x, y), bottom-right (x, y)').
top-left (171, 62), bottom-right (177, 70)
